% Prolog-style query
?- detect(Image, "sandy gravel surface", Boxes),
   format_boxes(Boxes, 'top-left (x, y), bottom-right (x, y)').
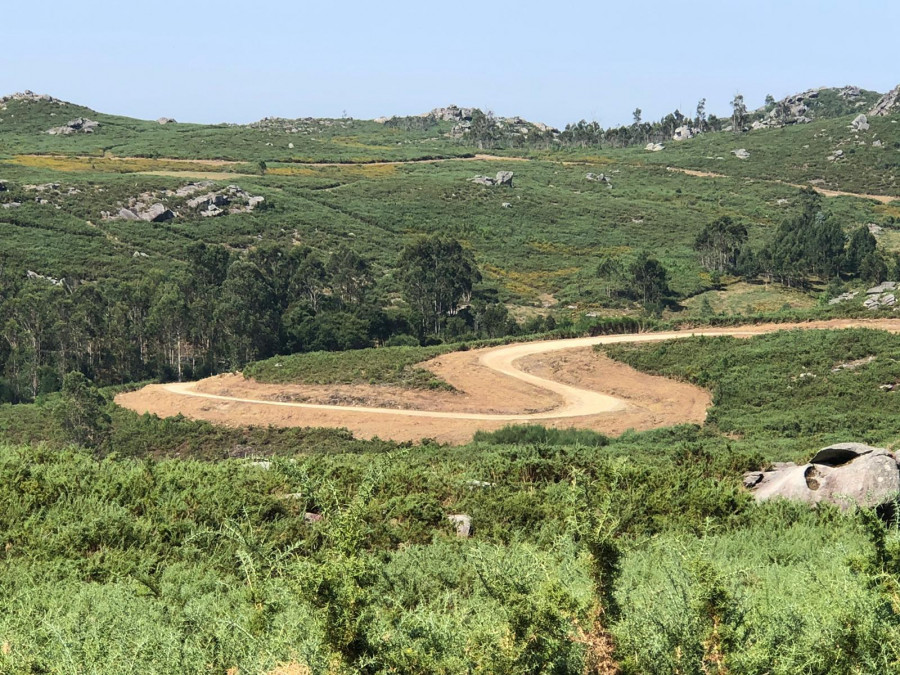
top-left (115, 320), bottom-right (900, 444)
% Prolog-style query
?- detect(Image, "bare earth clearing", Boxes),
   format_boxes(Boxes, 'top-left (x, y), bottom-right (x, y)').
top-left (116, 320), bottom-right (900, 443)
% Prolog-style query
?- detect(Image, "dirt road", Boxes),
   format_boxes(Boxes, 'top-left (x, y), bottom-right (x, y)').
top-left (665, 165), bottom-right (899, 203)
top-left (116, 320), bottom-right (900, 444)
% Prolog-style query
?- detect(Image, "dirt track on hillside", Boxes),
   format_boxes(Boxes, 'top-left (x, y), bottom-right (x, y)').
top-left (115, 319), bottom-right (900, 444)
top-left (665, 166), bottom-right (899, 203)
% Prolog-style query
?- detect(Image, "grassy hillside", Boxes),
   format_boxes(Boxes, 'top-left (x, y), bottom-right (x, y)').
top-left (0, 96), bottom-right (471, 163)
top-left (0, 143), bottom-right (892, 303)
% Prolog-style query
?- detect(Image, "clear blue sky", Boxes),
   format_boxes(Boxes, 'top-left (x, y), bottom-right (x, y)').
top-left (4, 0), bottom-right (898, 128)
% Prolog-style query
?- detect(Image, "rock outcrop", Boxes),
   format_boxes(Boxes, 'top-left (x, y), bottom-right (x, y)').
top-left (645, 142), bottom-right (664, 152)
top-left (0, 91), bottom-right (64, 107)
top-left (157, 117), bottom-right (176, 125)
top-left (107, 182), bottom-right (264, 222)
top-left (744, 443), bottom-right (900, 509)
top-left (447, 514), bottom-right (472, 538)
top-left (469, 171), bottom-right (514, 187)
top-left (141, 203), bottom-right (175, 222)
top-left (850, 114), bottom-right (869, 132)
top-left (47, 118), bottom-right (99, 135)
top-left (731, 148), bottom-right (750, 160)
top-left (673, 125), bottom-right (699, 141)
top-left (870, 85), bottom-right (900, 117)
top-left (429, 105), bottom-right (474, 122)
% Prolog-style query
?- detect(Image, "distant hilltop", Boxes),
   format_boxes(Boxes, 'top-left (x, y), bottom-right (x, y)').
top-left (3, 84), bottom-right (899, 140)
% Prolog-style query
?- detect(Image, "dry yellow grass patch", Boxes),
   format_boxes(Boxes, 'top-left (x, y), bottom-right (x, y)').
top-left (268, 163), bottom-right (397, 178)
top-left (483, 264), bottom-right (580, 295)
top-left (12, 154), bottom-right (241, 174)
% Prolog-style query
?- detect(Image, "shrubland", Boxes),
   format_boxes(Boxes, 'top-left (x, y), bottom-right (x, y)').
top-left (2, 89), bottom-right (900, 671)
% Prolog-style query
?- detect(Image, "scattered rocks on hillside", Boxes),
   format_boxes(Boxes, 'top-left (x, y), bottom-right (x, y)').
top-left (832, 356), bottom-right (876, 373)
top-left (141, 203), bottom-right (176, 222)
top-left (585, 172), bottom-right (612, 187)
top-left (429, 105), bottom-right (474, 122)
top-left (157, 117), bottom-right (176, 125)
top-left (866, 281), bottom-right (896, 295)
top-left (247, 116), bottom-right (353, 134)
top-left (107, 183), bottom-right (263, 222)
top-left (1, 202), bottom-right (21, 209)
top-left (186, 185), bottom-right (264, 217)
top-left (828, 290), bottom-right (858, 305)
top-left (850, 113), bottom-right (870, 131)
top-left (436, 105), bottom-right (559, 141)
top-left (827, 149), bottom-right (844, 161)
top-left (864, 293), bottom-right (896, 310)
top-left (673, 125), bottom-right (700, 141)
top-left (469, 171), bottom-right (514, 187)
top-left (731, 148), bottom-right (750, 159)
top-left (870, 84), bottom-right (900, 117)
top-left (840, 85), bottom-right (863, 100)
top-left (868, 223), bottom-right (883, 235)
top-left (447, 514), bottom-right (472, 538)
top-left (744, 443), bottom-right (900, 510)
top-left (117, 208), bottom-right (140, 221)
top-left (23, 183), bottom-right (61, 192)
top-left (0, 91), bottom-right (65, 108)
top-left (645, 142), bottom-right (664, 152)
top-left (47, 117), bottom-right (99, 135)
top-left (873, 139), bottom-right (884, 147)
top-left (172, 181), bottom-right (213, 198)
top-left (26, 270), bottom-right (64, 286)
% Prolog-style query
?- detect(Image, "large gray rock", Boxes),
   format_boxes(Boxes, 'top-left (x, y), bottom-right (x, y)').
top-left (117, 208), bottom-right (140, 221)
top-left (140, 203), bottom-right (175, 222)
top-left (447, 514), bottom-right (472, 538)
top-left (731, 148), bottom-right (750, 160)
top-left (870, 84), bottom-right (900, 117)
top-left (673, 125), bottom-right (699, 141)
top-left (495, 171), bottom-right (514, 187)
top-left (867, 281), bottom-right (897, 295)
top-left (745, 443), bottom-right (900, 509)
top-left (469, 171), bottom-right (513, 187)
top-left (47, 117), bottom-right (99, 135)
top-left (850, 114), bottom-right (870, 132)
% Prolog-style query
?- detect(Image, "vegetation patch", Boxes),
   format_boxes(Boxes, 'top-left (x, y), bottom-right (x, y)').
top-left (244, 344), bottom-right (456, 389)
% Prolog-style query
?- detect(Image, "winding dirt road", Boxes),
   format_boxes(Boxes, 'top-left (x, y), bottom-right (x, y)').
top-left (117, 320), bottom-right (900, 443)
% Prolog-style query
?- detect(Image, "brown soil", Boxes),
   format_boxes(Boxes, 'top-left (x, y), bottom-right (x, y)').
top-left (116, 319), bottom-right (900, 445)
top-left (667, 167), bottom-right (727, 178)
top-left (666, 165), bottom-right (898, 203)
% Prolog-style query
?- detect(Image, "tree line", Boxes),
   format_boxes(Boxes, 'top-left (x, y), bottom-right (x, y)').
top-left (0, 236), bottom-right (551, 403)
top-left (596, 188), bottom-right (899, 313)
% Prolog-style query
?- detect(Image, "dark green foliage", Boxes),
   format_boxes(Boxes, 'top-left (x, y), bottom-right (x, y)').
top-left (53, 371), bottom-right (110, 448)
top-left (474, 424), bottom-right (610, 447)
top-left (758, 188), bottom-right (846, 284)
top-left (845, 225), bottom-right (878, 276)
top-left (626, 251), bottom-right (670, 307)
top-left (398, 235), bottom-right (481, 335)
top-left (694, 216), bottom-right (748, 273)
